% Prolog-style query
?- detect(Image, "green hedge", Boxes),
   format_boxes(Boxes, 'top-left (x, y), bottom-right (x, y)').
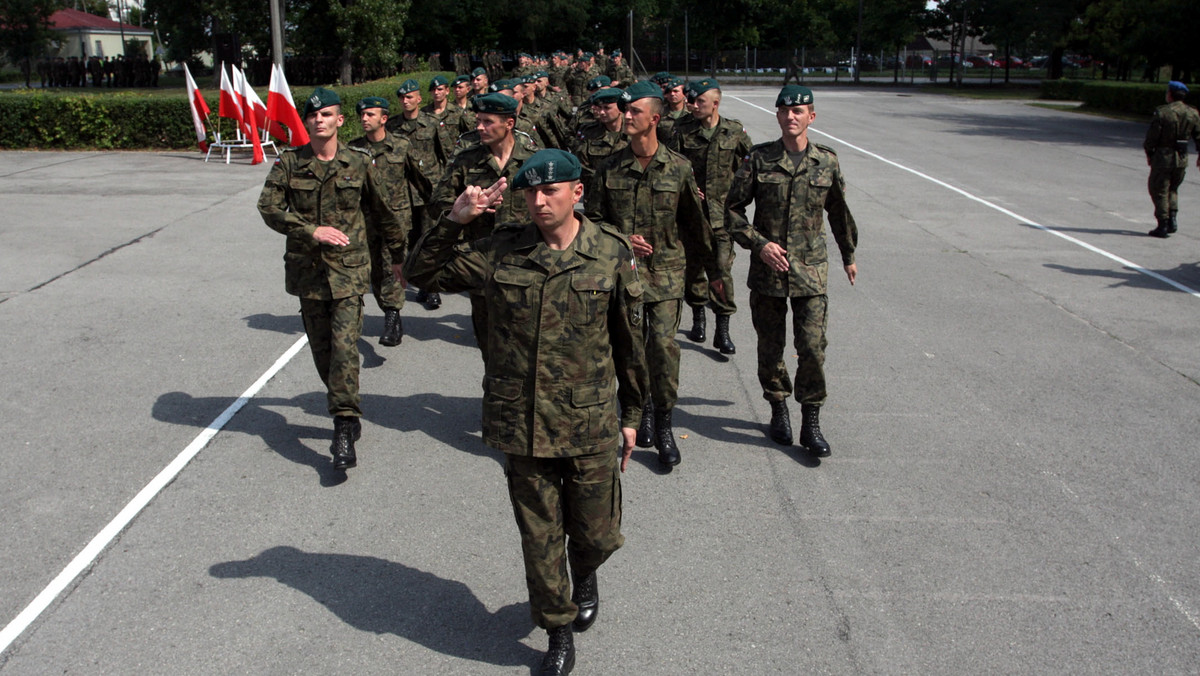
top-left (0, 72), bottom-right (451, 150)
top-left (1041, 79), bottom-right (1181, 116)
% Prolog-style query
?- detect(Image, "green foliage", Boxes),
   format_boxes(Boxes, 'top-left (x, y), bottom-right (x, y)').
top-left (1041, 79), bottom-right (1170, 116)
top-left (0, 72), bottom-right (448, 149)
top-left (0, 0), bottom-right (56, 80)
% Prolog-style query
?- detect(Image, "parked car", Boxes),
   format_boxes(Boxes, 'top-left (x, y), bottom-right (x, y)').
top-left (993, 56), bottom-right (1027, 69)
top-left (964, 55), bottom-right (996, 68)
top-left (905, 54), bottom-right (933, 69)
top-left (936, 54), bottom-right (973, 69)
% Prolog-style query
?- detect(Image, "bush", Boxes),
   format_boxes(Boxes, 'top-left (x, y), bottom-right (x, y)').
top-left (0, 72), bottom-right (452, 149)
top-left (1042, 79), bottom-right (1176, 116)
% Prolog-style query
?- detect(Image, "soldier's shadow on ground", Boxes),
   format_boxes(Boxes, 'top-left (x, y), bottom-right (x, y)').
top-left (209, 546), bottom-right (538, 668)
top-left (677, 336), bottom-right (732, 363)
top-left (364, 391), bottom-right (503, 466)
top-left (666, 396), bottom-right (823, 469)
top-left (1045, 260), bottom-right (1200, 293)
top-left (241, 310), bottom-right (475, 348)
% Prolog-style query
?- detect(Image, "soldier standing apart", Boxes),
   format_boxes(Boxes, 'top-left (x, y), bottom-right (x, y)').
top-left (725, 85), bottom-right (858, 455)
top-left (668, 77), bottom-right (751, 355)
top-left (348, 96), bottom-right (432, 346)
top-left (586, 81), bottom-right (725, 469)
top-left (257, 88), bottom-right (406, 471)
top-left (387, 79), bottom-right (446, 308)
top-left (429, 93), bottom-right (536, 364)
top-left (408, 150), bottom-right (648, 676)
top-left (1145, 81), bottom-right (1200, 238)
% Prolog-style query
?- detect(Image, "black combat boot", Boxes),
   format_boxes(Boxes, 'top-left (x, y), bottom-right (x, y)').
top-left (426, 291), bottom-right (442, 309)
top-left (799, 404), bottom-right (831, 457)
top-left (769, 400), bottom-right (793, 446)
top-left (379, 309), bottom-right (403, 346)
top-left (539, 625), bottom-right (575, 676)
top-left (571, 571), bottom-right (598, 632)
top-left (331, 416), bottom-right (361, 470)
top-left (636, 398), bottom-right (655, 448)
top-left (687, 305), bottom-right (706, 342)
top-left (415, 288), bottom-right (429, 303)
top-left (655, 408), bottom-right (680, 467)
top-left (713, 314), bottom-right (736, 354)
top-left (1148, 217), bottom-right (1171, 238)
top-left (1168, 210), bottom-right (1178, 234)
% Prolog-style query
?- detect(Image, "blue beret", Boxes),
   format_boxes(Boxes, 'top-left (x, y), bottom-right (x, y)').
top-left (1169, 81), bottom-right (1189, 96)
top-left (303, 87), bottom-right (340, 117)
top-left (429, 74), bottom-right (449, 89)
top-left (776, 85), bottom-right (814, 107)
top-left (511, 149), bottom-right (582, 189)
top-left (355, 96), bottom-right (389, 114)
top-left (472, 92), bottom-right (519, 115)
top-left (395, 79), bottom-right (420, 96)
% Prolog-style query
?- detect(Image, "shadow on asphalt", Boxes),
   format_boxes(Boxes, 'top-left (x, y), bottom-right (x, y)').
top-left (890, 109), bottom-right (1144, 147)
top-left (209, 546), bottom-right (538, 668)
top-left (1044, 260), bottom-right (1200, 292)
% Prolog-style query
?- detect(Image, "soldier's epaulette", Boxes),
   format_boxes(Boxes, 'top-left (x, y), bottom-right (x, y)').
top-left (723, 116), bottom-right (746, 132)
top-left (813, 142), bottom-right (838, 156)
top-left (748, 140), bottom-right (776, 155)
top-left (347, 145), bottom-right (372, 157)
top-left (597, 221), bottom-right (633, 249)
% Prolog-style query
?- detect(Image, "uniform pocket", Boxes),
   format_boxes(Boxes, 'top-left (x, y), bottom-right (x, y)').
top-left (335, 176), bottom-right (363, 210)
top-left (492, 266), bottom-right (539, 323)
top-left (569, 274), bottom-right (613, 326)
top-left (484, 375), bottom-right (524, 446)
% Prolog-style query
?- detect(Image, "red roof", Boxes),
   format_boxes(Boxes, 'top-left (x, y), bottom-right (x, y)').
top-left (49, 8), bottom-right (151, 33)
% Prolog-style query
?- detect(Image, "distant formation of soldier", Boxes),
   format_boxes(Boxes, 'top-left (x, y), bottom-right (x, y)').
top-left (36, 54), bottom-right (160, 88)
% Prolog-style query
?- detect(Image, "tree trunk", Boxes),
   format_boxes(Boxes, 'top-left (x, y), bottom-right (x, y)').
top-left (339, 45), bottom-right (353, 85)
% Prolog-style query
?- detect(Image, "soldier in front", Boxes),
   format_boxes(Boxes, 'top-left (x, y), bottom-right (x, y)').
top-left (257, 88), bottom-right (406, 472)
top-left (408, 150), bottom-right (648, 676)
top-left (725, 85), bottom-right (858, 455)
top-left (1145, 80), bottom-right (1200, 238)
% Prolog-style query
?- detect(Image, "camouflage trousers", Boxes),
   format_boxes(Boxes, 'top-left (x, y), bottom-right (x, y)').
top-left (684, 240), bottom-right (737, 315)
top-left (1148, 165), bottom-right (1186, 221)
top-left (369, 233), bottom-right (404, 311)
top-left (299, 296), bottom-right (363, 417)
top-left (644, 299), bottom-right (683, 410)
top-left (750, 291), bottom-right (828, 405)
top-left (505, 449), bottom-right (624, 630)
top-left (469, 293), bottom-right (490, 365)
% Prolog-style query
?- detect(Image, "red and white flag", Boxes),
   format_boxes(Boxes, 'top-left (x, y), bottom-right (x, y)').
top-left (233, 66), bottom-right (264, 164)
top-left (267, 63), bottom-right (309, 146)
top-left (217, 65), bottom-right (243, 128)
top-left (183, 63), bottom-right (210, 152)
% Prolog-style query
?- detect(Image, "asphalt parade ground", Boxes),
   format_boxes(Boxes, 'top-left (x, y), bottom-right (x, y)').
top-left (1, 86), bottom-right (1199, 674)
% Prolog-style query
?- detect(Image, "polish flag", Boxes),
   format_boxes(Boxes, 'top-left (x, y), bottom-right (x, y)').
top-left (267, 63), bottom-right (309, 146)
top-left (217, 65), bottom-right (243, 128)
top-left (183, 63), bottom-right (210, 152)
top-left (233, 66), bottom-right (265, 164)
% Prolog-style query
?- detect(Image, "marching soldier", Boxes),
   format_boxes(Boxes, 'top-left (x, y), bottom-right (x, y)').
top-left (429, 93), bottom-right (536, 363)
top-left (257, 88), bottom-right (406, 472)
top-left (1145, 80), bottom-right (1200, 238)
top-left (571, 87), bottom-right (628, 186)
top-left (607, 49), bottom-right (634, 86)
top-left (656, 76), bottom-right (690, 142)
top-left (725, 85), bottom-right (858, 455)
top-left (408, 150), bottom-right (648, 676)
top-left (668, 77), bottom-right (752, 355)
top-left (585, 81), bottom-right (725, 469)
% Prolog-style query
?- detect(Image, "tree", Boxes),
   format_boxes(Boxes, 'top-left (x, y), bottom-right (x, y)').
top-left (0, 0), bottom-right (56, 87)
top-left (328, 0), bottom-right (408, 84)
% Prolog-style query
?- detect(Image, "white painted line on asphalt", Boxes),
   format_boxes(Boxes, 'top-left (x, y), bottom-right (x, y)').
top-left (728, 95), bottom-right (1200, 299)
top-left (0, 335), bottom-right (310, 655)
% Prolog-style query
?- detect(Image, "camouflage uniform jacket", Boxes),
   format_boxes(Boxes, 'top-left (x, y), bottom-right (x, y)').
top-left (430, 140), bottom-right (537, 242)
top-left (607, 61), bottom-right (634, 86)
top-left (385, 111), bottom-right (448, 206)
top-left (407, 215), bottom-right (649, 456)
top-left (585, 143), bottom-right (724, 303)
top-left (422, 101), bottom-right (473, 162)
top-left (454, 127), bottom-right (539, 158)
top-left (1144, 100), bottom-right (1200, 169)
top-left (257, 143), bottom-right (404, 300)
top-left (572, 120), bottom-right (628, 185)
top-left (656, 109), bottom-right (691, 144)
top-left (725, 140), bottom-right (857, 298)
top-left (347, 131), bottom-right (430, 234)
top-left (668, 115), bottom-right (753, 231)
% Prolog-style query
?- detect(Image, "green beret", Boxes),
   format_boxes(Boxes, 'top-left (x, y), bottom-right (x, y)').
top-left (689, 78), bottom-right (720, 97)
top-left (429, 74), bottom-right (449, 89)
top-left (471, 67), bottom-right (487, 77)
top-left (776, 85), bottom-right (814, 107)
top-left (472, 92), bottom-right (519, 115)
top-left (582, 52), bottom-right (594, 59)
top-left (652, 71), bottom-right (673, 84)
top-left (511, 149), bottom-right (582, 189)
top-left (489, 79), bottom-right (519, 93)
top-left (355, 96), bottom-right (389, 114)
top-left (303, 87), bottom-right (340, 117)
top-left (395, 79), bottom-right (420, 96)
top-left (533, 70), bottom-right (549, 80)
top-left (622, 80), bottom-right (662, 103)
top-left (612, 49), bottom-right (621, 57)
top-left (586, 75), bottom-right (612, 91)
top-left (590, 88), bottom-right (624, 105)
top-left (452, 74), bottom-right (470, 86)
top-left (663, 76), bottom-right (684, 90)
